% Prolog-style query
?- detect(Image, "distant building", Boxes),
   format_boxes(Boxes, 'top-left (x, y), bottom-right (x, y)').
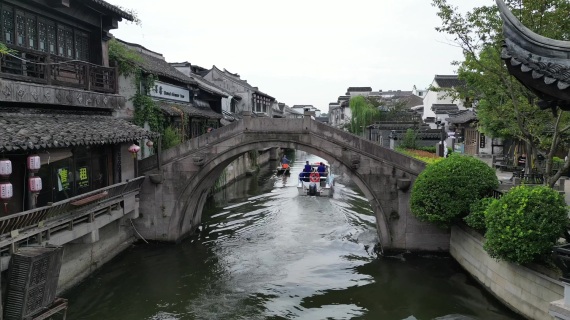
top-left (202, 66), bottom-right (275, 117)
top-left (291, 105), bottom-right (321, 117)
top-left (422, 75), bottom-right (467, 129)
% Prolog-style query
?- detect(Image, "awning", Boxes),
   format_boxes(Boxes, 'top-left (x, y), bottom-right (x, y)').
top-left (0, 112), bottom-right (157, 152)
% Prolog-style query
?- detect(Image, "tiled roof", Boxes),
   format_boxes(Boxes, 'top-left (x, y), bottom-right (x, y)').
top-left (446, 110), bottom-right (477, 124)
top-left (434, 75), bottom-right (464, 88)
top-left (118, 40), bottom-right (196, 85)
top-left (156, 101), bottom-right (222, 119)
top-left (0, 112), bottom-right (155, 152)
top-left (88, 0), bottom-right (135, 20)
top-left (346, 87), bottom-right (372, 93)
top-left (432, 104), bottom-right (459, 114)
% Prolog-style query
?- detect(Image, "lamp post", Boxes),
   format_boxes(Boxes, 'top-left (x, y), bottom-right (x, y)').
top-left (435, 119), bottom-right (447, 157)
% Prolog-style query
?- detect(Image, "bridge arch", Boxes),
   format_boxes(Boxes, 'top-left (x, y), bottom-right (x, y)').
top-left (176, 140), bottom-right (393, 248)
top-left (136, 116), bottom-right (450, 251)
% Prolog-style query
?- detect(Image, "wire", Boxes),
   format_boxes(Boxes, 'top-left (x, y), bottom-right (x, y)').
top-left (129, 219), bottom-right (149, 244)
top-left (4, 52), bottom-right (113, 69)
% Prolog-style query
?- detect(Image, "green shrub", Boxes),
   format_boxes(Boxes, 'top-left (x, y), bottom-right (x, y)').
top-left (162, 126), bottom-right (182, 149)
top-left (464, 197), bottom-right (496, 231)
top-left (400, 128), bottom-right (418, 149)
top-left (411, 154), bottom-right (499, 228)
top-left (484, 186), bottom-right (568, 264)
top-left (418, 146), bottom-right (436, 153)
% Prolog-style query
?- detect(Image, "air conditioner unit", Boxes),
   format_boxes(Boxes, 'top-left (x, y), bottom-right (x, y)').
top-left (4, 246), bottom-right (64, 320)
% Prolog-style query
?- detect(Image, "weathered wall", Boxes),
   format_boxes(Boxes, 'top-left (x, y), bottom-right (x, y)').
top-left (57, 217), bottom-right (136, 294)
top-left (450, 224), bottom-right (563, 320)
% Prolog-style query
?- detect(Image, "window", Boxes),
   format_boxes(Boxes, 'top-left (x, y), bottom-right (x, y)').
top-left (2, 5), bottom-right (14, 44)
top-left (26, 14), bottom-right (36, 49)
top-left (36, 146), bottom-right (110, 207)
top-left (0, 5), bottom-right (89, 61)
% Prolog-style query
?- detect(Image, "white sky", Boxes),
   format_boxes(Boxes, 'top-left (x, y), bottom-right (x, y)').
top-left (108, 0), bottom-right (492, 113)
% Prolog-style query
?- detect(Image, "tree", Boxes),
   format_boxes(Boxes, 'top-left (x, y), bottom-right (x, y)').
top-left (432, 0), bottom-right (570, 187)
top-left (348, 96), bottom-right (381, 135)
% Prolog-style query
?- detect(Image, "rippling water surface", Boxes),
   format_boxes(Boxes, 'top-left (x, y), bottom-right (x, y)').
top-left (64, 154), bottom-right (523, 320)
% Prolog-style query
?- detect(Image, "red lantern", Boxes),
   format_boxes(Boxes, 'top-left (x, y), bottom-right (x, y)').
top-left (146, 140), bottom-right (154, 147)
top-left (128, 144), bottom-right (141, 158)
top-left (0, 159), bottom-right (12, 178)
top-left (27, 155), bottom-right (41, 171)
top-left (28, 177), bottom-right (42, 193)
top-left (0, 182), bottom-right (13, 200)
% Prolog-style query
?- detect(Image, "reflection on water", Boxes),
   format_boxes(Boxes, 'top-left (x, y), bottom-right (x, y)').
top-left (64, 154), bottom-right (523, 320)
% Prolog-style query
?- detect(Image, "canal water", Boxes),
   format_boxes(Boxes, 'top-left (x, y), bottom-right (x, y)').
top-left (63, 154), bottom-right (524, 320)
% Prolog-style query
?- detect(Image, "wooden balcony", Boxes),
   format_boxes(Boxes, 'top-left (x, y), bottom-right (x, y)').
top-left (0, 45), bottom-right (118, 94)
top-left (0, 176), bottom-right (145, 256)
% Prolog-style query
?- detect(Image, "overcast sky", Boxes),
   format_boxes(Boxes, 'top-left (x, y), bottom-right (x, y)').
top-left (109, 0), bottom-right (492, 113)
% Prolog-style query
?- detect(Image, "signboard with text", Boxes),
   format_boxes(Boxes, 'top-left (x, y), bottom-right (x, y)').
top-left (149, 81), bottom-right (190, 103)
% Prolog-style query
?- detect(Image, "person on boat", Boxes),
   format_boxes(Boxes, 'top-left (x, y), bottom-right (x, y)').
top-left (317, 162), bottom-right (327, 177)
top-left (301, 161), bottom-right (312, 182)
top-left (281, 155), bottom-right (290, 169)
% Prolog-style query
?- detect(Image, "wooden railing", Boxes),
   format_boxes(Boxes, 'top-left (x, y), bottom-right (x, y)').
top-left (0, 176), bottom-right (145, 238)
top-left (0, 45), bottom-right (117, 94)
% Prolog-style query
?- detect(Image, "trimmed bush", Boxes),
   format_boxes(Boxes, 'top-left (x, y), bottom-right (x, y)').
top-left (464, 197), bottom-right (496, 231)
top-left (484, 186), bottom-right (568, 264)
top-left (411, 154), bottom-right (499, 228)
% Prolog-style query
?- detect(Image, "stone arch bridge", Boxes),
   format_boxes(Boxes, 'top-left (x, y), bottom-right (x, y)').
top-left (135, 114), bottom-right (450, 251)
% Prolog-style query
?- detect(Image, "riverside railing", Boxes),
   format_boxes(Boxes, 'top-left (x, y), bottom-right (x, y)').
top-left (0, 176), bottom-right (145, 238)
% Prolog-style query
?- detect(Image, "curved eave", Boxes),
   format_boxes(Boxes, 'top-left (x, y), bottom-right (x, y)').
top-left (496, 0), bottom-right (570, 57)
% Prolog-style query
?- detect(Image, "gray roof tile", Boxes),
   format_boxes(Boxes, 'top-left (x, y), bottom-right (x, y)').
top-left (0, 112), bottom-right (156, 152)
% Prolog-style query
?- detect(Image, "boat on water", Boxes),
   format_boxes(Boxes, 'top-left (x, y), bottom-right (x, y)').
top-left (297, 162), bottom-right (334, 196)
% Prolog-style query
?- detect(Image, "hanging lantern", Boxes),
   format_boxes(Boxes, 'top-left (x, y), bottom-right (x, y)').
top-left (0, 182), bottom-right (13, 200)
top-left (28, 177), bottom-right (42, 193)
top-left (128, 144), bottom-right (141, 158)
top-left (146, 140), bottom-right (154, 148)
top-left (0, 159), bottom-right (12, 178)
top-left (27, 155), bottom-right (41, 171)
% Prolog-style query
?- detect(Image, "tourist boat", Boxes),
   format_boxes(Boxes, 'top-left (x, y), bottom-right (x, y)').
top-left (297, 162), bottom-right (334, 196)
top-left (276, 164), bottom-right (290, 175)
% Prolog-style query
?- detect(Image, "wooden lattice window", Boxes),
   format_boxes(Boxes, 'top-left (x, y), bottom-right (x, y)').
top-left (26, 14), bottom-right (36, 49)
top-left (38, 19), bottom-right (47, 52)
top-left (2, 5), bottom-right (14, 44)
top-left (75, 31), bottom-right (89, 61)
top-left (46, 23), bottom-right (55, 54)
top-left (15, 10), bottom-right (24, 46)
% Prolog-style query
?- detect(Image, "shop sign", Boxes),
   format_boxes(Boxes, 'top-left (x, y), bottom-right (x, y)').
top-left (149, 81), bottom-right (190, 103)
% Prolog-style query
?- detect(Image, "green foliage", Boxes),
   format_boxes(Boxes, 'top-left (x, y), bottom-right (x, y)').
top-left (0, 42), bottom-right (16, 55)
top-left (432, 0), bottom-right (570, 187)
top-left (400, 129), bottom-right (418, 149)
top-left (484, 186), bottom-right (568, 264)
top-left (418, 146), bottom-right (437, 153)
top-left (411, 154), bottom-right (499, 228)
top-left (348, 96), bottom-right (381, 135)
top-left (161, 126), bottom-right (181, 150)
top-left (464, 197), bottom-right (496, 231)
top-left (108, 39), bottom-right (142, 77)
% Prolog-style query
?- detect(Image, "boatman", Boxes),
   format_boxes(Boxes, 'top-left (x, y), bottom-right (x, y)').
top-left (317, 162), bottom-right (327, 177)
top-left (303, 161), bottom-right (312, 173)
top-left (281, 155), bottom-right (290, 169)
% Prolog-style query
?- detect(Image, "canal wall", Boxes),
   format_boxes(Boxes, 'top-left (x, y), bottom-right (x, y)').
top-left (214, 149), bottom-right (273, 190)
top-left (450, 224), bottom-right (563, 320)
